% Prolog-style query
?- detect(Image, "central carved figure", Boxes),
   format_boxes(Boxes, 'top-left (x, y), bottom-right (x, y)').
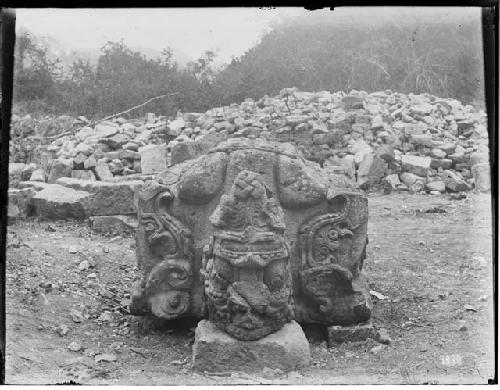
top-left (202, 170), bottom-right (293, 340)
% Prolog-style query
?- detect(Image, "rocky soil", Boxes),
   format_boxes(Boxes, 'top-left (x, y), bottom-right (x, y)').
top-left (5, 193), bottom-right (494, 385)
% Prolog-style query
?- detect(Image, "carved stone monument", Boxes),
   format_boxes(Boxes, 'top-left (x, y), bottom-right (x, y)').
top-left (130, 138), bottom-right (372, 370)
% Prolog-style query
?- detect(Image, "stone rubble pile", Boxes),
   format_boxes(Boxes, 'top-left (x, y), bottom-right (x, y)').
top-left (167, 88), bottom-right (490, 195)
top-left (8, 88), bottom-right (491, 223)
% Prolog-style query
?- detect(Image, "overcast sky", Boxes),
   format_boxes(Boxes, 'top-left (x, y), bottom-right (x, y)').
top-left (15, 7), bottom-right (482, 64)
top-left (15, 8), bottom-right (306, 63)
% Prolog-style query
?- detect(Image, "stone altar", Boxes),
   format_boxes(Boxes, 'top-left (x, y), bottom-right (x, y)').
top-left (130, 138), bottom-right (372, 361)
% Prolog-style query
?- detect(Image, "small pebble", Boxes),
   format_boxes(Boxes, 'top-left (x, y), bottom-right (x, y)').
top-left (370, 345), bottom-right (384, 354)
top-left (55, 324), bottom-right (69, 336)
top-left (78, 260), bottom-right (89, 271)
top-left (376, 328), bottom-right (392, 345)
top-left (95, 353), bottom-right (117, 363)
top-left (68, 341), bottom-right (82, 352)
top-left (70, 309), bottom-right (84, 323)
top-left (464, 304), bottom-right (477, 312)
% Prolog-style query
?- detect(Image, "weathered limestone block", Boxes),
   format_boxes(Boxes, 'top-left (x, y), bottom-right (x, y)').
top-left (47, 159), bottom-right (72, 184)
top-left (9, 163), bottom-right (26, 186)
top-left (425, 180), bottom-right (446, 193)
top-left (192, 320), bottom-right (310, 373)
top-left (342, 95), bottom-right (364, 110)
top-left (357, 153), bottom-right (388, 190)
top-left (21, 163), bottom-right (38, 181)
top-left (401, 155), bottom-right (431, 177)
top-left (94, 162), bottom-right (114, 181)
top-left (131, 138), bottom-right (371, 339)
top-left (382, 174), bottom-right (401, 194)
top-left (400, 172), bottom-right (425, 193)
top-left (30, 184), bottom-right (91, 220)
top-left (18, 181), bottom-right (52, 191)
top-left (327, 321), bottom-right (376, 345)
top-left (30, 169), bottom-right (46, 182)
top-left (56, 177), bottom-right (143, 215)
top-left (71, 169), bottom-right (96, 181)
top-left (430, 158), bottom-right (453, 170)
top-left (170, 140), bottom-right (204, 165)
top-left (8, 187), bottom-right (36, 220)
top-left (140, 144), bottom-right (168, 174)
top-left (471, 163), bottom-right (490, 192)
top-left (440, 170), bottom-right (471, 192)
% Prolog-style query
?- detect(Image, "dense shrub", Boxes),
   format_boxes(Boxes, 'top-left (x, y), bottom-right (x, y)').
top-left (215, 11), bottom-right (484, 107)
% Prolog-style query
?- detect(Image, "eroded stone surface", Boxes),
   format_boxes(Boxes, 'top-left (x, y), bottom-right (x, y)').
top-left (192, 320), bottom-right (310, 372)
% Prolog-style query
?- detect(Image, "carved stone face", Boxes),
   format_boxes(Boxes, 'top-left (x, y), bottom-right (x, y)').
top-left (131, 140), bottom-right (372, 334)
top-left (202, 170), bottom-right (293, 340)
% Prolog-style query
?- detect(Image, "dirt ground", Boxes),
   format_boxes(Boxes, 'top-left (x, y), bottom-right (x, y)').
top-left (4, 192), bottom-right (495, 385)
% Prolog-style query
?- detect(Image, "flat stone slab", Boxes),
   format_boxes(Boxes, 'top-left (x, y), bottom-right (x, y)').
top-left (192, 320), bottom-right (310, 373)
top-left (55, 177), bottom-right (143, 215)
top-left (18, 181), bottom-right (52, 191)
top-left (30, 184), bottom-right (91, 220)
top-left (327, 321), bottom-right (376, 345)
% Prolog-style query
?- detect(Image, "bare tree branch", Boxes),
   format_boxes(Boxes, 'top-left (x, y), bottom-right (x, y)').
top-left (93, 92), bottom-right (180, 125)
top-left (24, 92), bottom-right (180, 141)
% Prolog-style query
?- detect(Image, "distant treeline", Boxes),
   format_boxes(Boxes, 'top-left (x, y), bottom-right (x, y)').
top-left (14, 10), bottom-right (485, 119)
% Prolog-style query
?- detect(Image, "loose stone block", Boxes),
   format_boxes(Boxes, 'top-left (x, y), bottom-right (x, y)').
top-left (440, 170), bottom-right (471, 192)
top-left (71, 169), bottom-right (96, 181)
top-left (357, 153), bottom-right (388, 189)
top-left (430, 158), bottom-right (453, 170)
top-left (425, 180), bottom-right (446, 193)
top-left (47, 159), bottom-right (72, 184)
top-left (95, 162), bottom-right (114, 181)
top-left (192, 320), bottom-right (310, 373)
top-left (139, 144), bottom-right (168, 174)
top-left (327, 321), bottom-right (376, 345)
top-left (8, 187), bottom-right (36, 220)
top-left (55, 177), bottom-right (143, 215)
top-left (18, 181), bottom-right (52, 191)
top-left (400, 172), bottom-right (425, 193)
top-left (30, 184), bottom-right (91, 220)
top-left (170, 140), bottom-right (204, 165)
top-left (471, 163), bottom-right (490, 192)
top-left (401, 154), bottom-right (431, 177)
top-left (30, 169), bottom-right (46, 182)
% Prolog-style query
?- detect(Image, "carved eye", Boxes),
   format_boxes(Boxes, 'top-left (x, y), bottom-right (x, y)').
top-left (326, 228), bottom-right (339, 241)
